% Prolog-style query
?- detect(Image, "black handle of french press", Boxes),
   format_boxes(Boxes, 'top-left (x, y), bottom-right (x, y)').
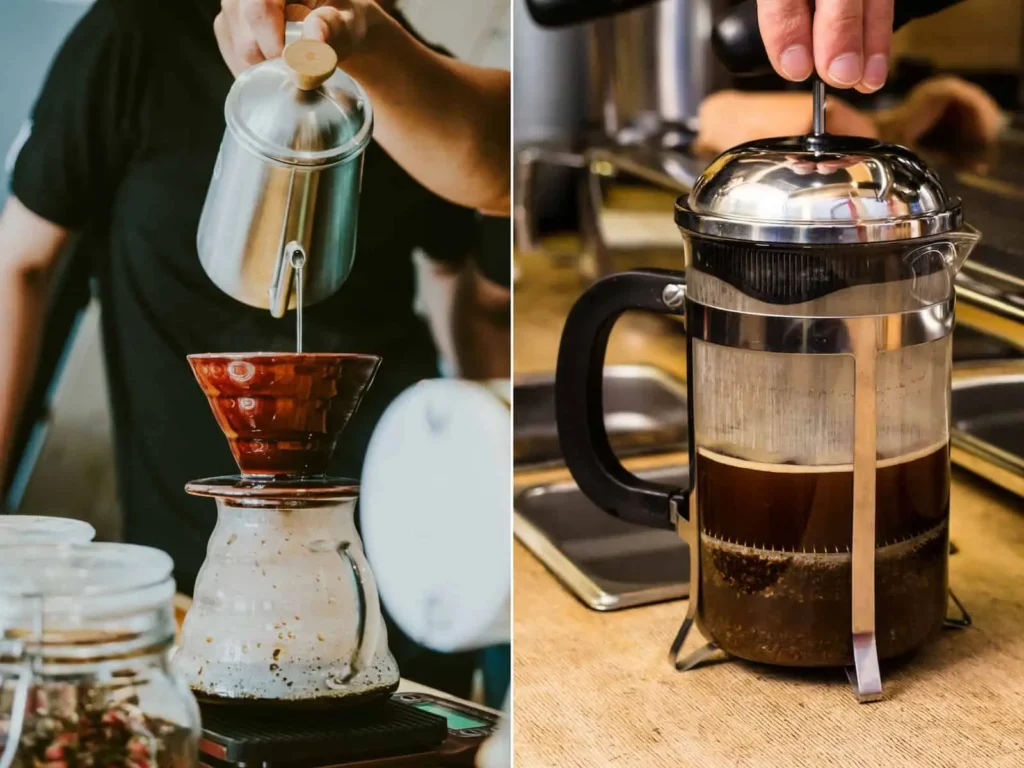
top-left (712, 0), bottom-right (968, 77)
top-left (524, 0), bottom-right (655, 27)
top-left (555, 269), bottom-right (690, 530)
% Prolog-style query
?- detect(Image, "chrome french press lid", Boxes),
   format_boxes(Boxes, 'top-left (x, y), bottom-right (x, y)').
top-left (226, 39), bottom-right (373, 168)
top-left (675, 81), bottom-right (963, 245)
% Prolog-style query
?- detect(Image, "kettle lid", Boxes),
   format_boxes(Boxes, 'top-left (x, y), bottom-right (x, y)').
top-left (675, 133), bottom-right (963, 245)
top-left (225, 43), bottom-right (373, 168)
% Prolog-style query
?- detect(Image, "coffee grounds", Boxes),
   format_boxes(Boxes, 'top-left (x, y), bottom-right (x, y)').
top-left (699, 521), bottom-right (949, 666)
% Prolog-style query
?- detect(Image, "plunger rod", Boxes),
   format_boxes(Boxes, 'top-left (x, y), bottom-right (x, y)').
top-left (812, 77), bottom-right (826, 136)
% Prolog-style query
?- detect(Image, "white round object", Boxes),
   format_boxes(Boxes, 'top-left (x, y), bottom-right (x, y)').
top-left (361, 380), bottom-right (510, 654)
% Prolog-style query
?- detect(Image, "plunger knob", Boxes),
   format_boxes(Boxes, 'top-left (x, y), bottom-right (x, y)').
top-left (285, 38), bottom-right (338, 91)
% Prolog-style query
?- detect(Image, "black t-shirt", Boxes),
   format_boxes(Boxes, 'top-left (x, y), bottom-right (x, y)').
top-left (12, 0), bottom-right (486, 592)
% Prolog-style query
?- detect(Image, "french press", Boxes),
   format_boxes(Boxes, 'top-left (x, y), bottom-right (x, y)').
top-left (555, 81), bottom-right (979, 702)
top-left (197, 8), bottom-right (373, 318)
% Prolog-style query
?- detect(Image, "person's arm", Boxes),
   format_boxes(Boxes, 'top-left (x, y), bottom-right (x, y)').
top-left (450, 215), bottom-right (510, 381)
top-left (215, 0), bottom-right (510, 217)
top-left (451, 266), bottom-right (510, 380)
top-left (0, 198), bottom-right (69, 481)
top-left (0, 0), bottom-right (142, 485)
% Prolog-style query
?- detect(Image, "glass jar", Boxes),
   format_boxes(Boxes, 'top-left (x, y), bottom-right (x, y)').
top-left (0, 543), bottom-right (200, 768)
top-left (0, 517), bottom-right (95, 544)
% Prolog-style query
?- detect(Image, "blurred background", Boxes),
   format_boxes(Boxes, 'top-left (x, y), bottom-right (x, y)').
top-left (0, 0), bottom-right (511, 540)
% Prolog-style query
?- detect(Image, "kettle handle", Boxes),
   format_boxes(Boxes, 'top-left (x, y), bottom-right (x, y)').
top-left (555, 269), bottom-right (691, 530)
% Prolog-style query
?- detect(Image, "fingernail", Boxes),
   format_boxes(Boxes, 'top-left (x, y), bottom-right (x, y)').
top-left (862, 54), bottom-right (888, 91)
top-left (828, 53), bottom-right (863, 86)
top-left (779, 45), bottom-right (813, 81)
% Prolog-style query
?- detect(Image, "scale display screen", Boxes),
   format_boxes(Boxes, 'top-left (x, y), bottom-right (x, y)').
top-left (414, 702), bottom-right (488, 730)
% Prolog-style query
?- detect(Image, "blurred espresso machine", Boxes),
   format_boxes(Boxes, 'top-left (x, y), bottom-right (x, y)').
top-left (514, 0), bottom-right (729, 272)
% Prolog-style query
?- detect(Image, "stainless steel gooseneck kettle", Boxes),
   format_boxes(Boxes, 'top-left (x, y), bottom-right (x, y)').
top-left (197, 8), bottom-right (373, 318)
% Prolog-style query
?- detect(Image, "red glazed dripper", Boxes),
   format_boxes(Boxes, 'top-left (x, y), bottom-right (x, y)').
top-left (188, 353), bottom-right (381, 478)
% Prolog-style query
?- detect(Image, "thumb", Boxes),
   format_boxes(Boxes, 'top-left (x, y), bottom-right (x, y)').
top-left (302, 4), bottom-right (366, 61)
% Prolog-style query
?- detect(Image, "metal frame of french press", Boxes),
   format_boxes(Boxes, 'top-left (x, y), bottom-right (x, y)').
top-left (667, 82), bottom-right (959, 703)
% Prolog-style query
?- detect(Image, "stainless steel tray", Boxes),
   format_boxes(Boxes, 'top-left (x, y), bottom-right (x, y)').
top-left (952, 361), bottom-right (1024, 498)
top-left (942, 164), bottom-right (1024, 332)
top-left (952, 325), bottom-right (1024, 361)
top-left (514, 465), bottom-right (690, 611)
top-left (514, 365), bottom-right (688, 470)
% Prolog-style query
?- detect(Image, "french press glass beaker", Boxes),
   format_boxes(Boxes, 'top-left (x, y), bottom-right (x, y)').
top-left (554, 82), bottom-right (979, 702)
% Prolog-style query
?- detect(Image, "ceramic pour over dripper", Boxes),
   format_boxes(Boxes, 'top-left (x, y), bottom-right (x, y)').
top-left (188, 353), bottom-right (381, 477)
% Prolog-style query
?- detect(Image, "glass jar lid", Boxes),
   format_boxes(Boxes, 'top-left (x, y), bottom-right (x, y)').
top-left (0, 515), bottom-right (95, 544)
top-left (0, 544), bottom-right (175, 644)
top-left (675, 135), bottom-right (962, 244)
top-left (225, 46), bottom-right (373, 168)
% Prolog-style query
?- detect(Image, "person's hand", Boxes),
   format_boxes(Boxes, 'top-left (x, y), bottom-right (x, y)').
top-left (757, 0), bottom-right (894, 92)
top-left (874, 76), bottom-right (1006, 149)
top-left (695, 91), bottom-right (878, 156)
top-left (214, 0), bottom-right (373, 77)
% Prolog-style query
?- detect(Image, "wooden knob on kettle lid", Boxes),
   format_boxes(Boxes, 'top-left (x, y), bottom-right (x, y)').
top-left (284, 39), bottom-right (338, 91)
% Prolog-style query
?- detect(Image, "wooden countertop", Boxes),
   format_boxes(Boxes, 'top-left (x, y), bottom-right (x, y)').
top-left (513, 248), bottom-right (1024, 767)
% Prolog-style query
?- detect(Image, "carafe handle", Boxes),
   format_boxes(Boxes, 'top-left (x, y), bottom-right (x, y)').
top-left (0, 639), bottom-right (33, 768)
top-left (335, 541), bottom-right (383, 684)
top-left (555, 268), bottom-right (690, 529)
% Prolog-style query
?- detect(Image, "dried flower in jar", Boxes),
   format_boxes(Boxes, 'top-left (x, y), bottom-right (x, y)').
top-left (8, 684), bottom-right (191, 768)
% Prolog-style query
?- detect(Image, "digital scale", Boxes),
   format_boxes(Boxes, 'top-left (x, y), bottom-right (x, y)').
top-left (198, 693), bottom-right (500, 768)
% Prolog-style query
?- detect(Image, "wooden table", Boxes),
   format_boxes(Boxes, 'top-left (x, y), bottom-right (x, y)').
top-left (513, 248), bottom-right (1024, 767)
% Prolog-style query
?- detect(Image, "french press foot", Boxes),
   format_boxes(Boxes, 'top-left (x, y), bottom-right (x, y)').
top-left (943, 589), bottom-right (972, 630)
top-left (668, 614), bottom-right (724, 672)
top-left (846, 633), bottom-right (883, 703)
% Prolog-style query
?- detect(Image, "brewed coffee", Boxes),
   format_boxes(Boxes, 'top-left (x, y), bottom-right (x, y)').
top-left (696, 441), bottom-right (950, 666)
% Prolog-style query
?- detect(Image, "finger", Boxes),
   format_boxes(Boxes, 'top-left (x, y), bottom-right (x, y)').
top-left (757, 0), bottom-right (813, 82)
top-left (813, 0), bottom-right (864, 88)
top-left (284, 2), bottom-right (312, 22)
top-left (857, 0), bottom-right (893, 92)
top-left (241, 0), bottom-right (286, 61)
top-left (232, 0), bottom-right (267, 68)
top-left (215, 6), bottom-right (249, 75)
top-left (303, 4), bottom-right (365, 60)
top-left (213, 12), bottom-right (236, 71)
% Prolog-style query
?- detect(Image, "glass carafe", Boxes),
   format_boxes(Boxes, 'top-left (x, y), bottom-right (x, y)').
top-left (173, 479), bottom-right (400, 707)
top-left (0, 543), bottom-right (200, 768)
top-left (554, 133), bottom-right (979, 701)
